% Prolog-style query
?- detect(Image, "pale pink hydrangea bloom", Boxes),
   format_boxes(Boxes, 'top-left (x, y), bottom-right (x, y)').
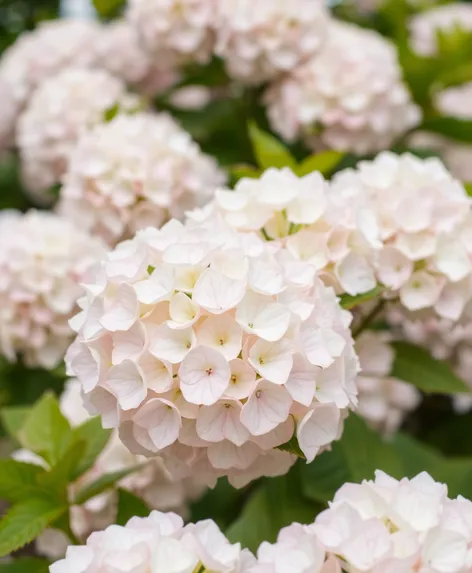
top-left (0, 19), bottom-right (102, 150)
top-left (16, 68), bottom-right (131, 199)
top-left (332, 152), bottom-right (472, 318)
top-left (214, 0), bottom-right (329, 85)
top-left (58, 112), bottom-right (225, 246)
top-left (126, 0), bottom-right (216, 67)
top-left (265, 21), bottom-right (421, 155)
top-left (313, 470), bottom-right (472, 573)
top-left (0, 210), bottom-right (105, 369)
top-left (66, 216), bottom-right (359, 486)
top-left (50, 511), bottom-right (255, 573)
top-left (355, 331), bottom-right (420, 434)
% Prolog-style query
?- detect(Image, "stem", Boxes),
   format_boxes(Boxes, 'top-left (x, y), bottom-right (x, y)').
top-left (352, 299), bottom-right (385, 339)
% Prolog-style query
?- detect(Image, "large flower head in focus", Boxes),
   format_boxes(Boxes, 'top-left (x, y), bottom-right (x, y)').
top-left (66, 216), bottom-right (359, 487)
top-left (265, 21), bottom-right (421, 155)
top-left (0, 210), bottom-right (105, 368)
top-left (16, 68), bottom-right (131, 199)
top-left (50, 511), bottom-right (255, 573)
top-left (214, 0), bottom-right (329, 85)
top-left (59, 112), bottom-right (225, 246)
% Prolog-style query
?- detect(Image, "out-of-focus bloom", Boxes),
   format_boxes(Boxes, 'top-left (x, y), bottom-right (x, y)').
top-left (58, 112), bottom-right (225, 246)
top-left (126, 0), bottom-right (216, 67)
top-left (169, 85), bottom-right (213, 110)
top-left (16, 68), bottom-right (131, 199)
top-left (313, 470), bottom-right (472, 573)
top-left (0, 19), bottom-right (102, 150)
top-left (66, 216), bottom-right (359, 486)
top-left (355, 331), bottom-right (420, 434)
top-left (0, 210), bottom-right (105, 369)
top-left (215, 0), bottom-right (329, 85)
top-left (265, 21), bottom-right (421, 154)
top-left (50, 511), bottom-right (255, 573)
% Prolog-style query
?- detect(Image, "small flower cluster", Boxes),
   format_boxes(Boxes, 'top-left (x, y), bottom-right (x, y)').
top-left (50, 511), bottom-right (255, 573)
top-left (214, 0), bottom-right (329, 84)
top-left (16, 68), bottom-right (131, 197)
top-left (67, 216), bottom-right (359, 486)
top-left (0, 210), bottom-right (105, 368)
top-left (58, 112), bottom-right (225, 246)
top-left (265, 21), bottom-right (421, 154)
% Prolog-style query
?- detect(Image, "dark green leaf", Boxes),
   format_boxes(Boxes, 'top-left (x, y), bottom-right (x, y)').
top-left (391, 341), bottom-right (469, 394)
top-left (339, 285), bottom-right (385, 310)
top-left (116, 489), bottom-right (150, 526)
top-left (301, 445), bottom-right (351, 503)
top-left (248, 122), bottom-right (297, 170)
top-left (74, 464), bottom-right (147, 505)
top-left (421, 116), bottom-right (472, 144)
top-left (0, 406), bottom-right (31, 440)
top-left (295, 151), bottom-right (344, 177)
top-left (0, 460), bottom-right (45, 503)
top-left (277, 436), bottom-right (306, 460)
top-left (71, 417), bottom-right (112, 479)
top-left (392, 433), bottom-right (442, 477)
top-left (0, 557), bottom-right (50, 573)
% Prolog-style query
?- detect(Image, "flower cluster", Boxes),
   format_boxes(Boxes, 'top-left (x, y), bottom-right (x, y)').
top-left (265, 21), bottom-right (421, 154)
top-left (214, 0), bottom-right (328, 85)
top-left (58, 112), bottom-right (225, 246)
top-left (0, 210), bottom-right (105, 368)
top-left (50, 511), bottom-right (255, 573)
top-left (16, 68), bottom-right (130, 198)
top-left (66, 216), bottom-right (359, 486)
top-left (0, 19), bottom-right (101, 150)
top-left (126, 0), bottom-right (216, 67)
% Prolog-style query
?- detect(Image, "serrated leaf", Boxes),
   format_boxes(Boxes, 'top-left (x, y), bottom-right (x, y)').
top-left (1, 406), bottom-right (31, 439)
top-left (0, 498), bottom-right (66, 557)
top-left (71, 417), bottom-right (112, 480)
top-left (0, 557), bottom-right (50, 573)
top-left (339, 285), bottom-right (385, 310)
top-left (116, 489), bottom-right (150, 526)
top-left (391, 341), bottom-right (469, 394)
top-left (38, 440), bottom-right (86, 493)
top-left (421, 116), bottom-right (472, 144)
top-left (295, 151), bottom-right (344, 177)
top-left (248, 122), bottom-right (297, 170)
top-left (277, 436), bottom-right (306, 460)
top-left (0, 460), bottom-right (46, 503)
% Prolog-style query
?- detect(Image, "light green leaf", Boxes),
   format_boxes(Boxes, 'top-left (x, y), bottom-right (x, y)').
top-left (421, 116), bottom-right (472, 144)
top-left (391, 341), bottom-right (469, 394)
top-left (71, 417), bottom-right (112, 480)
top-left (248, 122), bottom-right (297, 170)
top-left (74, 464), bottom-right (147, 505)
top-left (0, 460), bottom-right (46, 503)
top-left (0, 406), bottom-right (31, 439)
top-left (92, 0), bottom-right (124, 17)
top-left (38, 440), bottom-right (86, 493)
top-left (0, 498), bottom-right (66, 557)
top-left (295, 151), bottom-right (344, 177)
top-left (0, 558), bottom-right (50, 573)
top-left (116, 489), bottom-right (150, 526)
top-left (339, 285), bottom-right (385, 310)
top-left (229, 164), bottom-right (262, 182)
top-left (464, 182), bottom-right (472, 196)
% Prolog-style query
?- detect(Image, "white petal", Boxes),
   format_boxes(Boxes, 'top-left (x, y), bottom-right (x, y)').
top-left (149, 326), bottom-right (196, 363)
top-left (167, 292), bottom-right (200, 329)
top-left (224, 358), bottom-right (257, 400)
top-left (297, 403), bottom-right (341, 462)
top-left (434, 236), bottom-right (471, 282)
top-left (112, 322), bottom-right (146, 365)
top-left (300, 327), bottom-right (346, 368)
top-left (240, 380), bottom-right (292, 436)
top-left (248, 338), bottom-right (293, 385)
top-left (134, 266), bottom-right (174, 304)
top-left (192, 268), bottom-right (246, 314)
top-left (236, 292), bottom-right (291, 342)
top-left (137, 352), bottom-right (173, 393)
top-left (336, 253), bottom-right (376, 296)
top-left (106, 359), bottom-right (147, 410)
top-left (197, 315), bottom-right (243, 360)
top-left (207, 440), bottom-right (260, 470)
top-left (248, 258), bottom-right (285, 295)
top-left (196, 400), bottom-right (249, 446)
top-left (285, 354), bottom-right (320, 406)
top-left (400, 271), bottom-right (444, 311)
top-left (100, 284), bottom-right (138, 332)
top-left (132, 398), bottom-right (181, 450)
top-left (422, 527), bottom-right (467, 572)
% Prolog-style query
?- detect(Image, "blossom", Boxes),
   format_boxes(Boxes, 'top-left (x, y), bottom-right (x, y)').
top-left (214, 0), bottom-right (329, 85)
top-left (265, 21), bottom-right (421, 154)
top-left (66, 216), bottom-right (359, 485)
top-left (0, 210), bottom-right (105, 368)
top-left (16, 68), bottom-right (131, 199)
top-left (50, 511), bottom-right (255, 573)
top-left (58, 112), bottom-right (225, 246)
top-left (126, 0), bottom-right (216, 67)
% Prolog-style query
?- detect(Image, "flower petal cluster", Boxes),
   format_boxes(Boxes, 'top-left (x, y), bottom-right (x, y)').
top-left (59, 112), bottom-right (225, 246)
top-left (0, 210), bottom-right (105, 369)
top-left (214, 0), bottom-right (328, 85)
top-left (66, 216), bottom-right (359, 486)
top-left (16, 68), bottom-right (130, 198)
top-left (126, 0), bottom-right (216, 67)
top-left (0, 19), bottom-right (102, 150)
top-left (355, 331), bottom-right (420, 435)
top-left (265, 21), bottom-right (421, 154)
top-left (50, 511), bottom-right (255, 573)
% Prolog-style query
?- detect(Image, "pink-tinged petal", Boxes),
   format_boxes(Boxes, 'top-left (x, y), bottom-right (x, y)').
top-left (134, 265), bottom-right (174, 305)
top-left (434, 236), bottom-right (471, 282)
top-left (132, 398), bottom-right (181, 450)
top-left (224, 359), bottom-right (257, 400)
top-left (285, 354), bottom-right (319, 406)
top-left (179, 347), bottom-right (231, 405)
top-left (248, 258), bottom-right (285, 295)
top-left (336, 253), bottom-right (376, 296)
top-left (196, 400), bottom-right (249, 446)
top-left (240, 380), bottom-right (292, 436)
top-left (192, 268), bottom-right (247, 314)
top-left (83, 385), bottom-right (119, 429)
top-left (106, 359), bottom-right (147, 410)
top-left (400, 271), bottom-right (445, 311)
top-left (248, 338), bottom-right (293, 385)
top-left (207, 440), bottom-right (260, 470)
top-left (70, 343), bottom-right (100, 392)
top-left (100, 284), bottom-right (138, 332)
top-left (197, 315), bottom-right (243, 361)
top-left (167, 292), bottom-right (200, 329)
top-left (149, 325), bottom-right (196, 363)
top-left (251, 417), bottom-right (294, 450)
top-left (137, 352), bottom-right (173, 393)
top-left (112, 321), bottom-right (146, 365)
top-left (236, 292), bottom-right (291, 342)
top-left (376, 246), bottom-right (413, 290)
top-left (341, 520), bottom-right (392, 571)
top-left (297, 403), bottom-right (341, 462)
top-left (300, 327), bottom-right (346, 368)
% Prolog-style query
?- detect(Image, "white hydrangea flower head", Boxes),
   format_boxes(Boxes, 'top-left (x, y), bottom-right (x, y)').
top-left (313, 470), bottom-right (472, 573)
top-left (265, 21), bottom-right (421, 155)
top-left (0, 19), bottom-right (102, 150)
top-left (214, 0), bottom-right (329, 85)
top-left (0, 210), bottom-right (105, 369)
top-left (410, 3), bottom-right (472, 56)
top-left (96, 20), bottom-right (181, 95)
top-left (355, 331), bottom-right (421, 435)
top-left (332, 152), bottom-right (472, 318)
top-left (50, 511), bottom-right (256, 573)
top-left (66, 216), bottom-right (359, 486)
top-left (16, 68), bottom-right (131, 199)
top-left (126, 0), bottom-right (216, 67)
top-left (58, 112), bottom-right (226, 246)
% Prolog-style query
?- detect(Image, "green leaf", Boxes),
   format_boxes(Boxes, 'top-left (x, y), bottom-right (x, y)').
top-left (391, 341), bottom-right (469, 394)
top-left (464, 182), bottom-right (472, 197)
top-left (0, 406), bottom-right (31, 439)
top-left (0, 558), bottom-right (50, 573)
top-left (421, 116), bottom-right (472, 144)
top-left (38, 440), bottom-right (86, 493)
top-left (18, 393), bottom-right (73, 467)
top-left (71, 417), bottom-right (112, 479)
top-left (277, 435), bottom-right (306, 460)
top-left (104, 102), bottom-right (120, 122)
top-left (74, 464), bottom-right (147, 505)
top-left (92, 0), bottom-right (124, 18)
top-left (116, 489), bottom-right (150, 526)
top-left (295, 151), bottom-right (344, 177)
top-left (248, 122), bottom-right (297, 170)
top-left (392, 433), bottom-right (442, 477)
top-left (0, 498), bottom-right (66, 557)
top-left (228, 164), bottom-right (262, 182)
top-left (301, 445), bottom-right (351, 503)
top-left (339, 285), bottom-right (385, 310)
top-left (0, 460), bottom-right (46, 503)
